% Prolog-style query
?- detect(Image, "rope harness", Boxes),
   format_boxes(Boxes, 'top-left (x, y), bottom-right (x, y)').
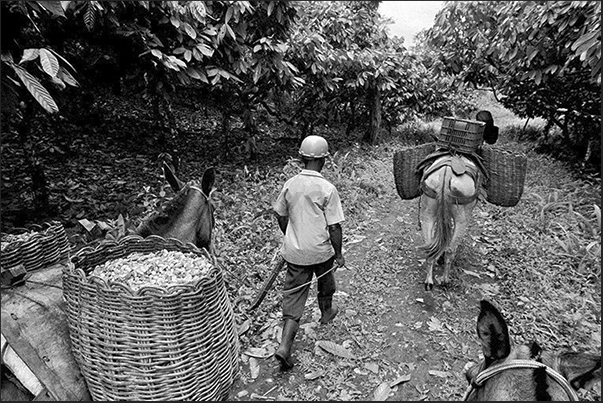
top-left (188, 184), bottom-right (215, 227)
top-left (462, 359), bottom-right (579, 401)
top-left (188, 185), bottom-right (208, 198)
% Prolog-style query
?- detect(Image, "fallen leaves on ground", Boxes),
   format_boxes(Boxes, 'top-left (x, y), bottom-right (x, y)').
top-left (316, 340), bottom-right (358, 360)
top-left (372, 382), bottom-right (392, 401)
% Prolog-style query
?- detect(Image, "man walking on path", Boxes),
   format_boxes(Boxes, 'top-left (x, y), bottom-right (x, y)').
top-left (272, 135), bottom-right (346, 370)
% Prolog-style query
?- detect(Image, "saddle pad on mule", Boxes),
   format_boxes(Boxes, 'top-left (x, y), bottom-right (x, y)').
top-left (449, 156), bottom-right (466, 175)
top-left (420, 155), bottom-right (479, 204)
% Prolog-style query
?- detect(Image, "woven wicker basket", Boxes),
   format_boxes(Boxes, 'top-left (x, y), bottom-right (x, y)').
top-left (62, 235), bottom-right (240, 401)
top-left (437, 117), bottom-right (485, 154)
top-left (393, 143), bottom-right (437, 200)
top-left (479, 146), bottom-right (528, 207)
top-left (0, 221), bottom-right (70, 273)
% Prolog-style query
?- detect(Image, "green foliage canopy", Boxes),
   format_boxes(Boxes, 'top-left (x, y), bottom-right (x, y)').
top-left (1, 1), bottom-right (301, 114)
top-left (1, 1), bottom-right (80, 114)
top-left (426, 1), bottom-right (601, 123)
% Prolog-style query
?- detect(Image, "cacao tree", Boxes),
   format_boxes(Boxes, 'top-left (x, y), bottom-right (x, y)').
top-left (1, 1), bottom-right (81, 213)
top-left (58, 1), bottom-right (300, 160)
top-left (282, 1), bottom-right (480, 144)
top-left (284, 1), bottom-right (411, 144)
top-left (425, 0), bottom-right (601, 168)
top-left (1, 1), bottom-right (302, 215)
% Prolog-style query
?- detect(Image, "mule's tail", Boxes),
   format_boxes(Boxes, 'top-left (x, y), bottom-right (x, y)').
top-left (420, 167), bottom-right (453, 260)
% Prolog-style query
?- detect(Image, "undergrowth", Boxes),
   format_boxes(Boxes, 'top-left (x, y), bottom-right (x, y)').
top-left (1, 90), bottom-right (599, 399)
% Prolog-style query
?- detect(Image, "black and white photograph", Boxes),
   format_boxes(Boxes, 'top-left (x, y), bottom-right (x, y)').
top-left (1, 1), bottom-right (600, 401)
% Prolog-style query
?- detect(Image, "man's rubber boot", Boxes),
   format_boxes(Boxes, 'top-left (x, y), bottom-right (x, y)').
top-left (318, 297), bottom-right (339, 324)
top-left (274, 319), bottom-right (298, 370)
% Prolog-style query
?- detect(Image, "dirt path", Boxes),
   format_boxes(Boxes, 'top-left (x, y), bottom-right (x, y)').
top-left (229, 186), bottom-right (495, 401)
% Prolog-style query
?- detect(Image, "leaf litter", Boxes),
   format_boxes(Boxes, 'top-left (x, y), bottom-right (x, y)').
top-left (7, 95), bottom-right (597, 401)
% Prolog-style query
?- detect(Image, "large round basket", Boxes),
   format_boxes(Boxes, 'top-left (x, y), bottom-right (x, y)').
top-left (479, 145), bottom-right (528, 207)
top-left (62, 235), bottom-right (240, 401)
top-left (393, 142), bottom-right (437, 200)
top-left (1, 221), bottom-right (70, 274)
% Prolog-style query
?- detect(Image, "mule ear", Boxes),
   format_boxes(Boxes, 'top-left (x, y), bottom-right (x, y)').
top-left (557, 352), bottom-right (601, 391)
top-left (163, 161), bottom-right (185, 192)
top-left (477, 300), bottom-right (511, 365)
top-left (201, 167), bottom-right (216, 197)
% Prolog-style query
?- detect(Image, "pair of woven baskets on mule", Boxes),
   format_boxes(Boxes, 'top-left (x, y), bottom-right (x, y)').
top-left (393, 117), bottom-right (486, 200)
top-left (62, 235), bottom-right (240, 401)
top-left (478, 145), bottom-right (528, 207)
top-left (1, 221), bottom-right (70, 277)
top-left (393, 142), bottom-right (437, 200)
top-left (393, 142), bottom-right (528, 207)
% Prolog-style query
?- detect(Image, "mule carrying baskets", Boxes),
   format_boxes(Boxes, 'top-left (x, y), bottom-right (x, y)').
top-left (479, 146), bottom-right (528, 207)
top-left (437, 117), bottom-right (485, 154)
top-left (393, 142), bottom-right (436, 200)
top-left (62, 235), bottom-right (240, 401)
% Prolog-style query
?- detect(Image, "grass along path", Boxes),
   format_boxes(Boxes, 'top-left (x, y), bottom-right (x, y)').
top-left (227, 132), bottom-right (600, 401)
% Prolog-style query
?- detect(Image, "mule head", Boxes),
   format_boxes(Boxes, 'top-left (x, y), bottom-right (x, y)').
top-left (464, 299), bottom-right (601, 401)
top-left (179, 166), bottom-right (215, 251)
top-left (163, 161), bottom-right (215, 196)
top-left (137, 163), bottom-right (216, 252)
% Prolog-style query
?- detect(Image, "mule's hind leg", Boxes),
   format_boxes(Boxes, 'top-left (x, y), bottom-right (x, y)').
top-left (419, 194), bottom-right (438, 291)
top-left (442, 201), bottom-right (477, 286)
top-left (424, 258), bottom-right (436, 291)
top-left (442, 250), bottom-right (455, 287)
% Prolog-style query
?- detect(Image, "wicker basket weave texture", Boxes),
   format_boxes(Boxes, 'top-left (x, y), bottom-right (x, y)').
top-left (19, 234), bottom-right (44, 271)
top-left (393, 143), bottom-right (437, 200)
top-left (0, 221), bottom-right (70, 273)
top-left (479, 146), bottom-right (528, 207)
top-left (437, 117), bottom-right (485, 154)
top-left (0, 244), bottom-right (21, 271)
top-left (62, 235), bottom-right (240, 401)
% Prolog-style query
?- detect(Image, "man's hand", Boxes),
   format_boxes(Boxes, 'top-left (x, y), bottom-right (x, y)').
top-left (334, 255), bottom-right (345, 269)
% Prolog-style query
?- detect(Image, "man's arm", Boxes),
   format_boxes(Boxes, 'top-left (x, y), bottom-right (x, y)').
top-left (328, 223), bottom-right (345, 267)
top-left (276, 214), bottom-right (288, 235)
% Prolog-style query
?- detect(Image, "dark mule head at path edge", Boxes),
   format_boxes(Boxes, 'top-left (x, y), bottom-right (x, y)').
top-left (463, 299), bottom-right (601, 401)
top-left (136, 162), bottom-right (216, 252)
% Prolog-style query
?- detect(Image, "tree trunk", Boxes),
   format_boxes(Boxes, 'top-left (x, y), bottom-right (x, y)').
top-left (153, 93), bottom-right (179, 166)
top-left (242, 104), bottom-right (259, 160)
top-left (222, 108), bottom-right (231, 160)
top-left (522, 117), bottom-right (531, 132)
top-left (300, 119), bottom-right (313, 140)
top-left (562, 112), bottom-right (569, 143)
top-left (582, 137), bottom-right (594, 169)
top-left (363, 82), bottom-right (382, 144)
top-left (346, 101), bottom-right (356, 136)
top-left (19, 101), bottom-right (49, 213)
